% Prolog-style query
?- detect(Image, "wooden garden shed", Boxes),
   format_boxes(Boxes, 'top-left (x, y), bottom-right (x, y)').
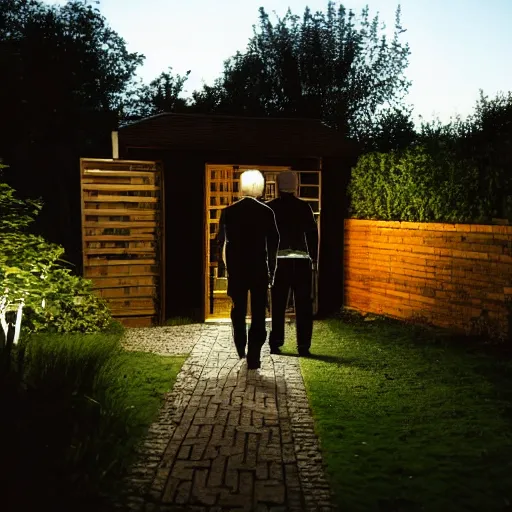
top-left (80, 113), bottom-right (357, 327)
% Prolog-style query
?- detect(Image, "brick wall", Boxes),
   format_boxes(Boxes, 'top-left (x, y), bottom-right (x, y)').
top-left (344, 219), bottom-right (512, 338)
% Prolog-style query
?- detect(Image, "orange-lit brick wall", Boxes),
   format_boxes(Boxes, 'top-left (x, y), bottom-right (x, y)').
top-left (344, 219), bottom-right (512, 338)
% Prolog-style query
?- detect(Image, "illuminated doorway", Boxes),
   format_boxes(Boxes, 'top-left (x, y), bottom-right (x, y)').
top-left (204, 164), bottom-right (321, 321)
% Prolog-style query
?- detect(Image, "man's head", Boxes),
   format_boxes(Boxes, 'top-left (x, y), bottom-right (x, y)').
top-left (240, 169), bottom-right (265, 198)
top-left (277, 171), bottom-right (298, 195)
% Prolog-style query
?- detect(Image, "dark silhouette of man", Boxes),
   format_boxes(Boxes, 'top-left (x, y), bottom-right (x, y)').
top-left (217, 170), bottom-right (279, 369)
top-left (267, 171), bottom-right (319, 356)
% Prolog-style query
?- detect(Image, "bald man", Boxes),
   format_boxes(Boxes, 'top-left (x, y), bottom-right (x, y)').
top-left (216, 170), bottom-right (280, 369)
top-left (266, 171), bottom-right (318, 356)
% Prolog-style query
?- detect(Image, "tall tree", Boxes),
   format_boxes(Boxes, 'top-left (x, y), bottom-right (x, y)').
top-left (362, 105), bottom-right (416, 151)
top-left (0, 0), bottom-right (144, 266)
top-left (122, 68), bottom-right (191, 122)
top-left (191, 2), bottom-right (411, 142)
top-left (0, 0), bottom-right (143, 146)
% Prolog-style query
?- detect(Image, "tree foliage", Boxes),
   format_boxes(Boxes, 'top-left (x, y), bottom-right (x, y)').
top-left (122, 68), bottom-right (191, 122)
top-left (0, 0), bottom-right (144, 144)
top-left (0, 0), bottom-right (150, 267)
top-left (191, 2), bottom-right (411, 143)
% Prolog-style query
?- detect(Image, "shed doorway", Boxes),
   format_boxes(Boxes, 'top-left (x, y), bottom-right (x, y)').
top-left (204, 164), bottom-right (321, 322)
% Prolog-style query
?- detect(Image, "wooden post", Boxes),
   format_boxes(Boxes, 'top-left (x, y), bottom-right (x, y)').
top-left (111, 131), bottom-right (119, 159)
top-left (315, 159), bottom-right (322, 316)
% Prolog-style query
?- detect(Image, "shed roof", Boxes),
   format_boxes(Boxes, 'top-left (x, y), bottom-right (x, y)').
top-left (118, 113), bottom-right (353, 158)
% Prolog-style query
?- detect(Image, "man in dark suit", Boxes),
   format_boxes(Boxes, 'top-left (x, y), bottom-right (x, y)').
top-left (267, 171), bottom-right (319, 356)
top-left (217, 170), bottom-right (279, 369)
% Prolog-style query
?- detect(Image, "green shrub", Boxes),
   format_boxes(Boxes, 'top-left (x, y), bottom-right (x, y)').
top-left (23, 269), bottom-right (112, 334)
top-left (0, 170), bottom-right (112, 336)
top-left (105, 319), bottom-right (126, 334)
top-left (348, 145), bottom-right (484, 222)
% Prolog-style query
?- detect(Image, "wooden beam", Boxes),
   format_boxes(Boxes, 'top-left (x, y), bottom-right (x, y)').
top-left (85, 248), bottom-right (155, 255)
top-left (83, 195), bottom-right (158, 203)
top-left (85, 259), bottom-right (156, 266)
top-left (83, 170), bottom-right (157, 178)
top-left (83, 221), bottom-right (157, 228)
top-left (83, 208), bottom-right (157, 216)
top-left (82, 184), bottom-right (159, 191)
top-left (84, 234), bottom-right (155, 242)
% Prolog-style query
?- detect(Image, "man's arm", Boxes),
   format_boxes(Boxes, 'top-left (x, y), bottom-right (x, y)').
top-left (304, 204), bottom-right (319, 266)
top-left (216, 208), bottom-right (227, 267)
top-left (266, 208), bottom-right (280, 284)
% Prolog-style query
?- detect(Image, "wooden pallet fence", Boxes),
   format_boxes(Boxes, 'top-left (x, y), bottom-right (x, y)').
top-left (344, 219), bottom-right (512, 338)
top-left (80, 158), bottom-right (165, 327)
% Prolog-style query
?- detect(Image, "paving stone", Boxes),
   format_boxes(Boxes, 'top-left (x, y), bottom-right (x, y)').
top-left (174, 481), bottom-right (192, 504)
top-left (254, 480), bottom-right (286, 504)
top-left (120, 323), bottom-right (336, 511)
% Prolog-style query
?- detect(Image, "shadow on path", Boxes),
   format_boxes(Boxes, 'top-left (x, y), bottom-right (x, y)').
top-left (121, 324), bottom-right (335, 512)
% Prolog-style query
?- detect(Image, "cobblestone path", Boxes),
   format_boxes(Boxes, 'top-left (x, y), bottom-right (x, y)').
top-left (123, 324), bottom-right (335, 512)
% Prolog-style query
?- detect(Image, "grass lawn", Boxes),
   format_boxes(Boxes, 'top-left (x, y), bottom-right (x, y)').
top-left (0, 332), bottom-right (187, 511)
top-left (282, 315), bottom-right (512, 512)
top-left (116, 350), bottom-right (187, 433)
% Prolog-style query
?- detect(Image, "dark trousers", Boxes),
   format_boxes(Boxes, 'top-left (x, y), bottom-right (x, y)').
top-left (269, 258), bottom-right (313, 351)
top-left (228, 273), bottom-right (268, 364)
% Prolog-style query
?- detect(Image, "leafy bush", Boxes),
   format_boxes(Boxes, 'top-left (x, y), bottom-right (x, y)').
top-left (349, 91), bottom-right (512, 223)
top-left (0, 169), bottom-right (112, 337)
top-left (23, 268), bottom-right (112, 334)
top-left (348, 145), bottom-right (484, 222)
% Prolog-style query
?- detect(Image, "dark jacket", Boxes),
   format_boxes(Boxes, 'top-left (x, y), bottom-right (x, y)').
top-left (217, 197), bottom-right (279, 280)
top-left (266, 193), bottom-right (319, 262)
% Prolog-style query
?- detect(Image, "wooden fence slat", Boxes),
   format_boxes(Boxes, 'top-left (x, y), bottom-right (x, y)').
top-left (84, 235), bottom-right (155, 241)
top-left (89, 276), bottom-right (156, 288)
top-left (97, 287), bottom-right (156, 298)
top-left (85, 248), bottom-right (155, 255)
top-left (85, 259), bottom-right (156, 266)
top-left (83, 221), bottom-right (157, 228)
top-left (108, 297), bottom-right (155, 307)
top-left (115, 317), bottom-right (154, 327)
top-left (84, 196), bottom-right (159, 203)
top-left (83, 184), bottom-right (159, 191)
top-left (83, 170), bottom-right (158, 177)
top-left (83, 208), bottom-right (157, 216)
top-left (81, 177), bottom-right (153, 185)
top-left (85, 229), bottom-right (156, 237)
top-left (85, 268), bottom-right (158, 278)
top-left (109, 308), bottom-right (156, 316)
